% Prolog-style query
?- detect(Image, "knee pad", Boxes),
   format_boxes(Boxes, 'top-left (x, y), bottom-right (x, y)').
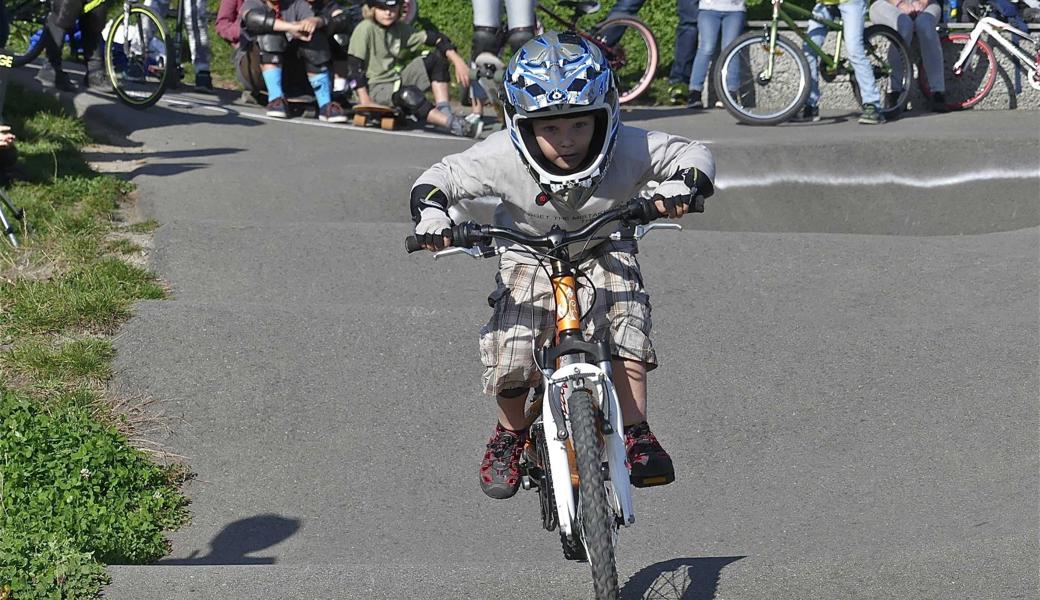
top-left (471, 25), bottom-right (502, 58)
top-left (392, 86), bottom-right (433, 120)
top-left (505, 26), bottom-right (535, 52)
top-left (299, 35), bottom-right (332, 69)
top-left (423, 49), bottom-right (450, 82)
top-left (257, 33), bottom-right (287, 65)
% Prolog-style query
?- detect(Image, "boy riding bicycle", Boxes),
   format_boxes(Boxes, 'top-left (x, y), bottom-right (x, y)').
top-left (410, 32), bottom-right (716, 500)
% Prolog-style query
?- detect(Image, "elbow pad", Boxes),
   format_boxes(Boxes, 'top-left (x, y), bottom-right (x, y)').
top-left (241, 8), bottom-right (276, 34)
top-left (345, 54), bottom-right (368, 88)
top-left (425, 31), bottom-right (456, 54)
top-left (410, 184), bottom-right (449, 223)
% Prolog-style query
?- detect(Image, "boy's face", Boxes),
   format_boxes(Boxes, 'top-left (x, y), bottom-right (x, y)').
top-left (530, 114), bottom-right (596, 172)
top-left (373, 5), bottom-right (400, 26)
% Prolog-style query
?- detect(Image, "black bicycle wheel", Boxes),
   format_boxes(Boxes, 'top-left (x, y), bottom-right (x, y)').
top-left (716, 31), bottom-right (811, 126)
top-left (7, 0), bottom-right (50, 67)
top-left (104, 4), bottom-right (172, 109)
top-left (858, 24), bottom-right (912, 117)
top-left (568, 389), bottom-right (619, 599)
top-left (590, 16), bottom-right (658, 104)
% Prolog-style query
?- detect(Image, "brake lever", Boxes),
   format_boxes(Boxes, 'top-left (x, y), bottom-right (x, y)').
top-left (433, 245), bottom-right (503, 260)
top-left (610, 223), bottom-right (682, 241)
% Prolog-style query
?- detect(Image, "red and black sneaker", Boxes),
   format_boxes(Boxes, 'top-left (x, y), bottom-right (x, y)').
top-left (479, 423), bottom-right (528, 499)
top-left (625, 422), bottom-right (675, 488)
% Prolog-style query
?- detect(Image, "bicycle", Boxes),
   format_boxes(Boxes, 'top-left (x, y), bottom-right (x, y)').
top-left (535, 0), bottom-right (658, 104)
top-left (715, 0), bottom-right (912, 125)
top-left (405, 196), bottom-right (685, 599)
top-left (5, 0), bottom-right (172, 107)
top-left (919, 3), bottom-right (1040, 109)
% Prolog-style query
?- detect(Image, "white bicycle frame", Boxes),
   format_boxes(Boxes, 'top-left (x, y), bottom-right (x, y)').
top-left (540, 362), bottom-right (635, 538)
top-left (954, 16), bottom-right (1040, 90)
top-left (432, 221), bottom-right (681, 550)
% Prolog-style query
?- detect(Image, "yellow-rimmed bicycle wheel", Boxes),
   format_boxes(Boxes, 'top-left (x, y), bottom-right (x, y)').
top-left (103, 4), bottom-right (172, 109)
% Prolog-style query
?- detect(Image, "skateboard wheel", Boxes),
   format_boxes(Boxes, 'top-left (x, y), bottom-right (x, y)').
top-left (353, 114), bottom-right (367, 127)
top-left (380, 117), bottom-right (396, 130)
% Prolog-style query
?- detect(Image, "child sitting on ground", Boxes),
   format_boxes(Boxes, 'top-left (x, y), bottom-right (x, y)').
top-left (347, 0), bottom-right (482, 137)
top-left (409, 32), bottom-right (716, 499)
top-left (240, 0), bottom-right (348, 121)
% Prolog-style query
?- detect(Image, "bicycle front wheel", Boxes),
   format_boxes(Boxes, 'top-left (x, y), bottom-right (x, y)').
top-left (590, 17), bottom-right (658, 104)
top-left (716, 31), bottom-right (810, 126)
top-left (569, 389), bottom-right (619, 600)
top-left (860, 24), bottom-right (912, 117)
top-left (104, 5), bottom-right (172, 109)
top-left (7, 0), bottom-right (50, 67)
top-left (920, 33), bottom-right (996, 110)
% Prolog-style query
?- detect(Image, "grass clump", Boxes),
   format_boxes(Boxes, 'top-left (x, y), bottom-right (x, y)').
top-left (0, 84), bottom-right (190, 599)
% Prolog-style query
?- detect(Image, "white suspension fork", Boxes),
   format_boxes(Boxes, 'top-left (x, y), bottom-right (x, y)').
top-left (542, 363), bottom-right (635, 538)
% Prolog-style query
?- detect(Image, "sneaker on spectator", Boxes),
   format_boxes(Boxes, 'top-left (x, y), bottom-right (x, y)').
top-left (194, 70), bottom-right (214, 92)
top-left (463, 112), bottom-right (484, 138)
top-left (37, 64), bottom-right (75, 92)
top-left (479, 423), bottom-right (528, 499)
top-left (930, 91), bottom-right (950, 113)
top-left (81, 58), bottom-right (109, 90)
top-left (266, 97), bottom-right (288, 118)
top-left (794, 103), bottom-right (820, 122)
top-left (625, 422), bottom-right (675, 488)
top-left (667, 82), bottom-right (687, 105)
top-left (687, 94), bottom-right (704, 109)
top-left (318, 101), bottom-right (348, 123)
top-left (858, 102), bottom-right (885, 125)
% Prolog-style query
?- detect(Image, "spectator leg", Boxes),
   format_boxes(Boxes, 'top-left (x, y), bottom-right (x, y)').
top-left (669, 0), bottom-right (699, 85)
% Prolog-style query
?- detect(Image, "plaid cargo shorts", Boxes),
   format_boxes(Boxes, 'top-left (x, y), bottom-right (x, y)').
top-left (479, 249), bottom-right (658, 395)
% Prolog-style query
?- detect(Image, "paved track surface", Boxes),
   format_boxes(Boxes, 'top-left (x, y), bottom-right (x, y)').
top-left (14, 73), bottom-right (1037, 599)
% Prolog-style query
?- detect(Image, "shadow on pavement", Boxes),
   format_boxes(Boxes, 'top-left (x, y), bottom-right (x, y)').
top-left (621, 556), bottom-right (745, 600)
top-left (155, 514), bottom-right (302, 565)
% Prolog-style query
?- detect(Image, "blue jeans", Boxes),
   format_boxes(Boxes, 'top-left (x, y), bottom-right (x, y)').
top-left (804, 0), bottom-right (880, 107)
top-left (602, 0), bottom-right (699, 85)
top-left (688, 9), bottom-right (745, 92)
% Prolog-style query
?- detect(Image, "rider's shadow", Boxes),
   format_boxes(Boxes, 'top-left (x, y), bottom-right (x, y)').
top-left (157, 514), bottom-right (302, 565)
top-left (621, 556), bottom-right (745, 600)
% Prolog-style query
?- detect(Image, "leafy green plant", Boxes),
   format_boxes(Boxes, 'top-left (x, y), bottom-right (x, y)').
top-left (0, 84), bottom-right (190, 600)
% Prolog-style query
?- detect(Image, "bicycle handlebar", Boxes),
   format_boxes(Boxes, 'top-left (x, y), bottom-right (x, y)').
top-left (405, 196), bottom-right (667, 254)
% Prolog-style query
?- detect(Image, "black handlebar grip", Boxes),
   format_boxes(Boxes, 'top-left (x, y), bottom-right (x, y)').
top-left (405, 235), bottom-right (423, 253)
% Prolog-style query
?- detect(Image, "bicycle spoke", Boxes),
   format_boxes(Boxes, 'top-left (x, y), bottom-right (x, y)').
top-left (591, 18), bottom-right (657, 104)
top-left (937, 34), bottom-right (997, 109)
top-left (105, 5), bottom-right (172, 108)
top-left (718, 33), bottom-right (809, 124)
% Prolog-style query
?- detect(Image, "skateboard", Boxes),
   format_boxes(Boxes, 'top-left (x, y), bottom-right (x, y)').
top-left (352, 103), bottom-right (403, 130)
top-left (471, 52), bottom-right (507, 125)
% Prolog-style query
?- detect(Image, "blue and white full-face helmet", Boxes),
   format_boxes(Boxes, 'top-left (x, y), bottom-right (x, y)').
top-left (503, 31), bottom-right (620, 207)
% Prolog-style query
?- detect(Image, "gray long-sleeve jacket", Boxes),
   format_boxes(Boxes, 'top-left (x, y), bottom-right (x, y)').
top-left (413, 125), bottom-right (715, 261)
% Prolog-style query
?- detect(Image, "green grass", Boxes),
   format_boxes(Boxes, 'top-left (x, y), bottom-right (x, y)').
top-left (0, 84), bottom-right (190, 600)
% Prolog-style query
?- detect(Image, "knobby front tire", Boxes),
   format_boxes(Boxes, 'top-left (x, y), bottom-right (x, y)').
top-left (568, 389), bottom-right (619, 600)
top-left (716, 31), bottom-right (811, 126)
top-left (590, 17), bottom-right (658, 104)
top-left (858, 24), bottom-right (912, 117)
top-left (919, 33), bottom-right (996, 110)
top-left (104, 5), bottom-right (173, 109)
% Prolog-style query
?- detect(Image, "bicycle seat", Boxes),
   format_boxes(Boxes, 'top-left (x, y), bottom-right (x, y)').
top-left (559, 0), bottom-right (602, 15)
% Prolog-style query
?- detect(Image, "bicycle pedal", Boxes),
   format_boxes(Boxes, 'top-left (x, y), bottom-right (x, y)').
top-left (631, 472), bottom-right (675, 488)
